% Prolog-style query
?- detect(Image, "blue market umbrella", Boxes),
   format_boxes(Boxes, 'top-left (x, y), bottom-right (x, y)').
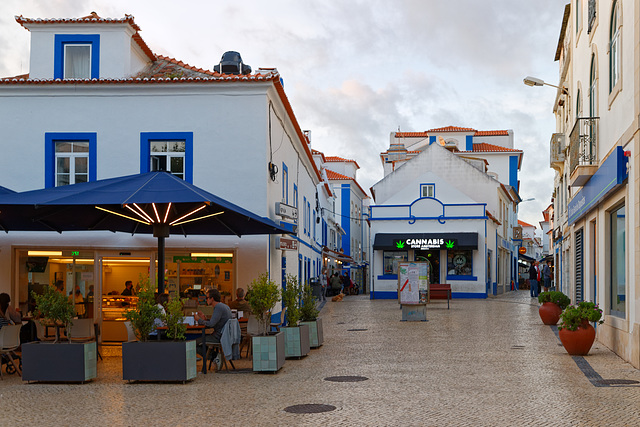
top-left (0, 172), bottom-right (288, 292)
top-left (0, 185), bottom-right (15, 195)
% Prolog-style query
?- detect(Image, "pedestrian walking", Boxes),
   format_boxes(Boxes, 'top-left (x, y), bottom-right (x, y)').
top-left (542, 261), bottom-right (552, 292)
top-left (528, 261), bottom-right (539, 298)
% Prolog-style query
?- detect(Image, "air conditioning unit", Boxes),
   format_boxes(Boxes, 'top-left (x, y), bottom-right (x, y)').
top-left (513, 226), bottom-right (522, 239)
top-left (550, 133), bottom-right (566, 169)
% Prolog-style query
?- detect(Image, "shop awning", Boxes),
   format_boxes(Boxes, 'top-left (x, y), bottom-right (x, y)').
top-left (322, 246), bottom-right (354, 263)
top-left (373, 232), bottom-right (478, 250)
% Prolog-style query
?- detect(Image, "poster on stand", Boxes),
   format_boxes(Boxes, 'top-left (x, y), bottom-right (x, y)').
top-left (398, 262), bottom-right (430, 304)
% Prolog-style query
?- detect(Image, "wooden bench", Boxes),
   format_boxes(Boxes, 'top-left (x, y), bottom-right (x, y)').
top-left (428, 284), bottom-right (451, 309)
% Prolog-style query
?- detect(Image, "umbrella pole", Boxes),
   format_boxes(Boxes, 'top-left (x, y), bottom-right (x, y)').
top-left (154, 224), bottom-right (170, 294)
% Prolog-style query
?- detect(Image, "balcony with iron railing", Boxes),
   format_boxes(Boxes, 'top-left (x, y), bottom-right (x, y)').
top-left (569, 117), bottom-right (599, 186)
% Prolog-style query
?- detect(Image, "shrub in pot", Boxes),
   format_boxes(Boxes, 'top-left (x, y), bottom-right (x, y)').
top-left (122, 279), bottom-right (196, 382)
top-left (300, 283), bottom-right (323, 348)
top-left (558, 301), bottom-right (604, 356)
top-left (537, 291), bottom-right (570, 325)
top-left (247, 272), bottom-right (284, 372)
top-left (22, 286), bottom-right (97, 382)
top-left (281, 274), bottom-right (309, 358)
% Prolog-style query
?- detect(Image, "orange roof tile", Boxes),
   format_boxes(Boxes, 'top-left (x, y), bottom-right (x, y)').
top-left (467, 142), bottom-right (522, 153)
top-left (474, 130), bottom-right (510, 136)
top-left (427, 126), bottom-right (476, 133)
top-left (395, 132), bottom-right (429, 138)
top-left (518, 220), bottom-right (536, 228)
top-left (325, 156), bottom-right (360, 169)
top-left (15, 13), bottom-right (142, 31)
top-left (325, 169), bottom-right (369, 198)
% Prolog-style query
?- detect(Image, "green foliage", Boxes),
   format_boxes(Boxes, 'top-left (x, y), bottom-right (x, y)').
top-left (538, 291), bottom-right (571, 309)
top-left (300, 283), bottom-right (319, 322)
top-left (163, 297), bottom-right (186, 340)
top-left (247, 272), bottom-right (281, 336)
top-left (559, 301), bottom-right (604, 331)
top-left (125, 275), bottom-right (161, 342)
top-left (32, 286), bottom-right (75, 343)
top-left (282, 274), bottom-right (302, 327)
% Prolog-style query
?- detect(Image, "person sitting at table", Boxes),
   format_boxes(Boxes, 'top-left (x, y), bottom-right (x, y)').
top-left (149, 293), bottom-right (169, 340)
top-left (70, 285), bottom-right (85, 317)
top-left (228, 288), bottom-right (251, 316)
top-left (121, 280), bottom-right (135, 296)
top-left (0, 292), bottom-right (20, 329)
top-left (194, 288), bottom-right (231, 369)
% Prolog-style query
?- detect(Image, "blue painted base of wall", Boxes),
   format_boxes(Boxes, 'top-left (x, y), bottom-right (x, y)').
top-left (371, 291), bottom-right (488, 300)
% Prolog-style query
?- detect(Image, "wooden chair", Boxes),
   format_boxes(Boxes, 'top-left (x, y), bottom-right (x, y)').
top-left (0, 324), bottom-right (22, 378)
top-left (240, 315), bottom-right (261, 358)
top-left (270, 307), bottom-right (286, 332)
top-left (67, 318), bottom-right (102, 360)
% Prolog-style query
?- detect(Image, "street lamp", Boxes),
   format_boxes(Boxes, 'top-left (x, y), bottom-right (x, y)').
top-left (523, 76), bottom-right (568, 94)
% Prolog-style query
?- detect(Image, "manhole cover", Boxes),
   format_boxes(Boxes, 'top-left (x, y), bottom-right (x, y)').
top-left (284, 404), bottom-right (336, 414)
top-left (325, 375), bottom-right (369, 382)
top-left (347, 328), bottom-right (368, 331)
top-left (596, 379), bottom-right (640, 385)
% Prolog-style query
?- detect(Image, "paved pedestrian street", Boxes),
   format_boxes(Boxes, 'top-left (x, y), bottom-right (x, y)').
top-left (1, 291), bottom-right (639, 426)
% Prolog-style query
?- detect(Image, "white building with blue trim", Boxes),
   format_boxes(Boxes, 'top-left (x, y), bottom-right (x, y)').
top-left (0, 12), bottom-right (334, 326)
top-left (369, 128), bottom-right (523, 299)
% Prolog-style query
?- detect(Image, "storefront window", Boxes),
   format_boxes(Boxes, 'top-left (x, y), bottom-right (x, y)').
top-left (383, 251), bottom-right (407, 275)
top-left (447, 250), bottom-right (472, 277)
top-left (610, 204), bottom-right (625, 317)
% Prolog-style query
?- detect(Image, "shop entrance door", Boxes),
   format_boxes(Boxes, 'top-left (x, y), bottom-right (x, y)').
top-left (415, 249), bottom-right (440, 284)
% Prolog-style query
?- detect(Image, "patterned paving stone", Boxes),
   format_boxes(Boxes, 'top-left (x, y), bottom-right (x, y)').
top-left (1, 290), bottom-right (638, 426)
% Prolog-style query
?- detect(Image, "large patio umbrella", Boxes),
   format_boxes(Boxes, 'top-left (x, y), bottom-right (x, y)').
top-left (0, 185), bottom-right (15, 195)
top-left (0, 172), bottom-right (289, 292)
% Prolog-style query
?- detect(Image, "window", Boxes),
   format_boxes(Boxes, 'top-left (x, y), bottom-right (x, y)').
top-left (45, 133), bottom-right (97, 188)
top-left (575, 0), bottom-right (582, 34)
top-left (421, 184), bottom-right (435, 198)
top-left (383, 251), bottom-right (408, 275)
top-left (610, 204), bottom-right (625, 317)
top-left (54, 35), bottom-right (100, 80)
top-left (447, 250), bottom-right (473, 277)
top-left (140, 132), bottom-right (193, 183)
top-left (282, 163), bottom-right (288, 203)
top-left (150, 141), bottom-right (186, 179)
top-left (589, 54), bottom-right (597, 117)
top-left (307, 200), bottom-right (311, 236)
top-left (609, 0), bottom-right (620, 92)
top-left (587, 0), bottom-right (596, 34)
top-left (303, 197), bottom-right (307, 235)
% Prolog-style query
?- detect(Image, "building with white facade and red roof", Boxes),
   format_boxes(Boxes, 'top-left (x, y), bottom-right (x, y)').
top-left (369, 127), bottom-right (523, 299)
top-left (0, 12), bottom-right (332, 332)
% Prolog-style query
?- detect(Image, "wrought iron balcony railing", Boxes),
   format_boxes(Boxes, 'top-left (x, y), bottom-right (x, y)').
top-left (569, 117), bottom-right (599, 175)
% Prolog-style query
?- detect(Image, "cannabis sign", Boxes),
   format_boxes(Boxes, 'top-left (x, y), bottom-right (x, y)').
top-left (392, 237), bottom-right (457, 250)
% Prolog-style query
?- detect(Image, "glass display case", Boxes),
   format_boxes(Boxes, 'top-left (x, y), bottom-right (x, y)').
top-left (101, 295), bottom-right (138, 341)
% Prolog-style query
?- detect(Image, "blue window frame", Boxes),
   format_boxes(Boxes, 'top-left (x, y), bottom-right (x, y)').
top-left (45, 132), bottom-right (97, 188)
top-left (54, 35), bottom-right (100, 80)
top-left (140, 132), bottom-right (193, 183)
top-left (303, 196), bottom-right (307, 235)
top-left (293, 184), bottom-right (298, 224)
top-left (307, 200), bottom-right (311, 236)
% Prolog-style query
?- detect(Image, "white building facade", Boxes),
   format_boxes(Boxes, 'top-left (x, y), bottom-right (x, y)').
top-left (0, 13), bottom-right (332, 325)
top-left (547, 1), bottom-right (639, 368)
top-left (369, 129), bottom-right (522, 299)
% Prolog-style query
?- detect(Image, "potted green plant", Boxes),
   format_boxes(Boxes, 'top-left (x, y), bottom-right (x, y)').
top-left (537, 291), bottom-right (571, 325)
top-left (247, 272), bottom-right (284, 372)
top-left (281, 274), bottom-right (310, 358)
top-left (558, 301), bottom-right (604, 356)
top-left (22, 286), bottom-right (97, 382)
top-left (300, 282), bottom-right (323, 348)
top-left (122, 278), bottom-right (197, 382)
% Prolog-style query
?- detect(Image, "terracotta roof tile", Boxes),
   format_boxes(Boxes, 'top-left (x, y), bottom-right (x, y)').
top-left (15, 13), bottom-right (142, 32)
top-left (427, 126), bottom-right (476, 133)
top-left (518, 219), bottom-right (536, 228)
top-left (474, 130), bottom-right (510, 136)
top-left (395, 132), bottom-right (429, 138)
top-left (325, 156), bottom-right (360, 169)
top-left (325, 169), bottom-right (369, 198)
top-left (465, 142), bottom-right (522, 153)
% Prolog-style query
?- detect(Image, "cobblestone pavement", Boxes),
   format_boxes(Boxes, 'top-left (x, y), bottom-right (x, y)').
top-left (1, 290), bottom-right (639, 426)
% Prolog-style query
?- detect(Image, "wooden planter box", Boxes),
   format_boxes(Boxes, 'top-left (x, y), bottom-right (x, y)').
top-left (252, 331), bottom-right (285, 372)
top-left (300, 318), bottom-right (323, 348)
top-left (122, 340), bottom-right (197, 382)
top-left (282, 324), bottom-right (310, 358)
top-left (22, 341), bottom-right (97, 383)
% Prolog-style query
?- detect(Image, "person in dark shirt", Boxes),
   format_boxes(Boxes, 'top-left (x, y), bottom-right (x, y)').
top-left (121, 280), bottom-right (135, 296)
top-left (194, 288), bottom-right (231, 367)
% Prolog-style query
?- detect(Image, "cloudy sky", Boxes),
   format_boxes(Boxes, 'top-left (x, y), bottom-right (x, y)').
top-left (0, 0), bottom-right (567, 228)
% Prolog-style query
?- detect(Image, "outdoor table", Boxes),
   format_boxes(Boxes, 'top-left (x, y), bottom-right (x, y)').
top-left (156, 324), bottom-right (208, 373)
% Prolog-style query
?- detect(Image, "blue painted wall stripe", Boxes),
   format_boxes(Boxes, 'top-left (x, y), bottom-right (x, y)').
top-left (341, 184), bottom-right (350, 255)
top-left (466, 135), bottom-right (473, 151)
top-left (509, 155), bottom-right (518, 188)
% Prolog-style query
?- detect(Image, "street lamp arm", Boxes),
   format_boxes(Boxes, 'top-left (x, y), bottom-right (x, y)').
top-left (523, 76), bottom-right (568, 94)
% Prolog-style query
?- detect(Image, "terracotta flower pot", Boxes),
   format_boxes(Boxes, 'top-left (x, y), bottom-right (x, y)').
top-left (558, 322), bottom-right (596, 356)
top-left (539, 302), bottom-right (562, 325)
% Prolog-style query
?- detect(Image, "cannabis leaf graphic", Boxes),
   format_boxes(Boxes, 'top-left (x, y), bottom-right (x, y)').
top-left (445, 240), bottom-right (455, 249)
top-left (396, 240), bottom-right (406, 249)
